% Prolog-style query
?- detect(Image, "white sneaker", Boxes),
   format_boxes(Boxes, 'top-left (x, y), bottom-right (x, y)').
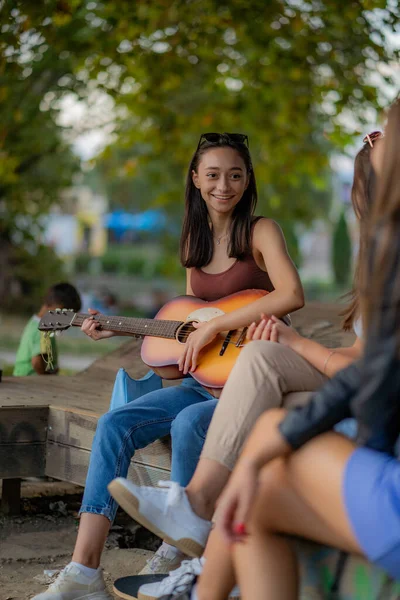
top-left (139, 543), bottom-right (186, 575)
top-left (31, 563), bottom-right (113, 599)
top-left (108, 479), bottom-right (211, 558)
top-left (138, 558), bottom-right (240, 600)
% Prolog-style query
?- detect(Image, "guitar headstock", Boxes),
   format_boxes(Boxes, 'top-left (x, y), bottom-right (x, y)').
top-left (38, 309), bottom-right (76, 332)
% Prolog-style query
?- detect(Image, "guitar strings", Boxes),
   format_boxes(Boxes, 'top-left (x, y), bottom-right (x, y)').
top-left (73, 315), bottom-right (244, 344)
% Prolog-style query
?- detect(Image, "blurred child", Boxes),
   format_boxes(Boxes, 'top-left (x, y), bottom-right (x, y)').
top-left (13, 283), bottom-right (81, 376)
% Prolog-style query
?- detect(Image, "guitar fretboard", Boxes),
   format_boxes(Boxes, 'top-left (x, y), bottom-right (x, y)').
top-left (71, 313), bottom-right (183, 339)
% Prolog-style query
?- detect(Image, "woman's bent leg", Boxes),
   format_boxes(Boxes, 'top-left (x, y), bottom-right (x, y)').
top-left (194, 527), bottom-right (237, 600)
top-left (170, 398), bottom-right (218, 487)
top-left (186, 341), bottom-right (325, 513)
top-left (73, 383), bottom-right (212, 568)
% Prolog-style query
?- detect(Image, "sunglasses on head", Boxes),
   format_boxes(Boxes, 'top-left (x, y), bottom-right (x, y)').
top-left (363, 131), bottom-right (383, 148)
top-left (197, 132), bottom-right (249, 150)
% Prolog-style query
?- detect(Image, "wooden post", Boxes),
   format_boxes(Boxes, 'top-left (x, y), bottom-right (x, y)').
top-left (1, 478), bottom-right (21, 515)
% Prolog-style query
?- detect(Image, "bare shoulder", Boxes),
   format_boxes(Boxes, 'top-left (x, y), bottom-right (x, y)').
top-left (252, 218), bottom-right (284, 245)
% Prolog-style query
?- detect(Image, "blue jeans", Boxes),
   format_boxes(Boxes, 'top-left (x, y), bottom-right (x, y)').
top-left (80, 377), bottom-right (217, 521)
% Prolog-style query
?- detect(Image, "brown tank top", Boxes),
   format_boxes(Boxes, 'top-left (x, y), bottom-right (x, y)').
top-left (190, 254), bottom-right (274, 302)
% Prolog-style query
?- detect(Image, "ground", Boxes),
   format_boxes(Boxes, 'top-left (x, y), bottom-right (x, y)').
top-left (0, 481), bottom-right (159, 600)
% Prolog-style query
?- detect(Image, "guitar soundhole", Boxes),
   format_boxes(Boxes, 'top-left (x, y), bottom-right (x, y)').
top-left (176, 321), bottom-right (197, 344)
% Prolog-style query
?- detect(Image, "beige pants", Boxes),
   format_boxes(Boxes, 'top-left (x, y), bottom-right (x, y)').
top-left (201, 340), bottom-right (328, 470)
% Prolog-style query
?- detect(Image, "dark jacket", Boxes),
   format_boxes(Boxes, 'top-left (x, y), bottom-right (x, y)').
top-left (279, 237), bottom-right (400, 455)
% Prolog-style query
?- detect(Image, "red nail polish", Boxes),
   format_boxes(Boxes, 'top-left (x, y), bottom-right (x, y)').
top-left (234, 522), bottom-right (247, 536)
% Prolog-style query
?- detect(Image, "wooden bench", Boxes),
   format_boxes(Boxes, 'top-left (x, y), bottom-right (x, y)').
top-left (0, 337), bottom-right (173, 507)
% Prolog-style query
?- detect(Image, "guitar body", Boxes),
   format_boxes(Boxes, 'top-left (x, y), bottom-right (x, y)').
top-left (141, 289), bottom-right (267, 391)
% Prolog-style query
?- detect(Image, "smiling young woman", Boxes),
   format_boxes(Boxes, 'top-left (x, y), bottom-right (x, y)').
top-left (31, 133), bottom-right (304, 600)
top-left (178, 133), bottom-right (304, 375)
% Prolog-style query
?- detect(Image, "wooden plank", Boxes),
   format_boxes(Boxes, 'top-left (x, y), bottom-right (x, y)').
top-left (47, 408), bottom-right (98, 449)
top-left (45, 442), bottom-right (170, 487)
top-left (0, 443), bottom-right (46, 478)
top-left (0, 406), bottom-right (48, 444)
top-left (47, 407), bottom-right (172, 470)
top-left (0, 406), bottom-right (48, 479)
top-left (1, 478), bottom-right (21, 515)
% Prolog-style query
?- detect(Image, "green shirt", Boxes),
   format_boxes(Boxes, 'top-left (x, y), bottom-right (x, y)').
top-left (13, 315), bottom-right (58, 376)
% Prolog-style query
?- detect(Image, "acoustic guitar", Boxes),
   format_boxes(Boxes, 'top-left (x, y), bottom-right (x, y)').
top-left (38, 289), bottom-right (267, 392)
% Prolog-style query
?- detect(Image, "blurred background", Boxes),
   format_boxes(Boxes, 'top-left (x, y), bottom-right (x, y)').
top-left (0, 0), bottom-right (399, 373)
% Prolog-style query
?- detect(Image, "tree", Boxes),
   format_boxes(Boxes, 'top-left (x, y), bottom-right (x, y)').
top-left (332, 210), bottom-right (352, 286)
top-left (0, 1), bottom-right (398, 308)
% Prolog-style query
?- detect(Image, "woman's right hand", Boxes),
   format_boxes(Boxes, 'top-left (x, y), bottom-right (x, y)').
top-left (81, 308), bottom-right (115, 341)
top-left (247, 314), bottom-right (303, 351)
top-left (215, 459), bottom-right (260, 544)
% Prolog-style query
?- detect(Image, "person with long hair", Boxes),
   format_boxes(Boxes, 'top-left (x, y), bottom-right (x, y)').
top-left (32, 133), bottom-right (304, 600)
top-left (107, 132), bottom-right (377, 600)
top-left (188, 101), bottom-right (400, 600)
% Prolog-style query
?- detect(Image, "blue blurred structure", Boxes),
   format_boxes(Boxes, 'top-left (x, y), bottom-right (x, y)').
top-left (104, 209), bottom-right (166, 240)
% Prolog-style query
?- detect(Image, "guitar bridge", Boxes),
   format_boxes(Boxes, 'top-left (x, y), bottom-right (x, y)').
top-left (219, 330), bottom-right (234, 356)
top-left (235, 327), bottom-right (248, 347)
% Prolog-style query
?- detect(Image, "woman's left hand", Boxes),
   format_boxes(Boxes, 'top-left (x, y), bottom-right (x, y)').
top-left (215, 459), bottom-right (260, 544)
top-left (178, 320), bottom-right (218, 374)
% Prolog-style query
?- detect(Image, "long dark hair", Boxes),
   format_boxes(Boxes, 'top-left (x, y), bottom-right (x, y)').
top-left (361, 100), bottom-right (400, 341)
top-left (180, 135), bottom-right (257, 268)
top-left (341, 142), bottom-right (376, 330)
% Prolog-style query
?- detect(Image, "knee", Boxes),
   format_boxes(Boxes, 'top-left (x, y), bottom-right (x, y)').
top-left (171, 405), bottom-right (208, 444)
top-left (249, 458), bottom-right (287, 530)
top-left (258, 458), bottom-right (287, 496)
top-left (95, 409), bottom-right (123, 439)
top-left (240, 340), bottom-right (278, 360)
top-left (97, 410), bottom-right (115, 432)
top-left (239, 340), bottom-right (273, 362)
top-left (253, 407), bottom-right (288, 436)
top-left (240, 340), bottom-right (287, 372)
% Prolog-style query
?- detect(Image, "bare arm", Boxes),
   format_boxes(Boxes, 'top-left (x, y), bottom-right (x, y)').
top-left (290, 335), bottom-right (363, 378)
top-left (248, 315), bottom-right (363, 378)
top-left (208, 219), bottom-right (304, 333)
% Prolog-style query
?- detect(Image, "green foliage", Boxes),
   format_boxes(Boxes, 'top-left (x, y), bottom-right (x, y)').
top-left (101, 250), bottom-right (122, 274)
top-left (279, 220), bottom-right (302, 269)
top-left (74, 253), bottom-right (91, 273)
top-left (332, 211), bottom-right (352, 287)
top-left (3, 244), bottom-right (67, 315)
top-left (303, 278), bottom-right (347, 302)
top-left (97, 244), bottom-right (183, 279)
top-left (1, 1), bottom-right (399, 311)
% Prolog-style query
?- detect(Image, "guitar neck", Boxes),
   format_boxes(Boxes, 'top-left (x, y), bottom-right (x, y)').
top-left (71, 313), bottom-right (183, 339)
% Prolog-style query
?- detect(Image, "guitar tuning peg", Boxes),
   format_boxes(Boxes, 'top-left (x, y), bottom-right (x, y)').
top-left (55, 330), bottom-right (63, 337)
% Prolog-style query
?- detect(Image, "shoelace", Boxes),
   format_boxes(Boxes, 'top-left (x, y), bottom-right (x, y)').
top-left (40, 569), bottom-right (61, 586)
top-left (157, 558), bottom-right (204, 594)
top-left (47, 567), bottom-right (71, 591)
top-left (146, 552), bottom-right (170, 573)
top-left (157, 480), bottom-right (186, 515)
